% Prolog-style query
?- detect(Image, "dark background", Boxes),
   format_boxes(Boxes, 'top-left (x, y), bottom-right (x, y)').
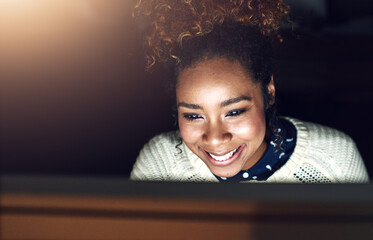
top-left (1, 0), bottom-right (372, 178)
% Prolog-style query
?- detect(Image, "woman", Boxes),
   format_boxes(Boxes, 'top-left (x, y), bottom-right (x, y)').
top-left (130, 0), bottom-right (369, 183)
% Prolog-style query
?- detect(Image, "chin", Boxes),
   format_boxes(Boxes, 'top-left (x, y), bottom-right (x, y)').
top-left (209, 165), bottom-right (242, 178)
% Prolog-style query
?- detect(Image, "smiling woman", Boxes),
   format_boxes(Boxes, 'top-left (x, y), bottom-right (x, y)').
top-left (129, 0), bottom-right (369, 183)
top-left (177, 58), bottom-right (269, 178)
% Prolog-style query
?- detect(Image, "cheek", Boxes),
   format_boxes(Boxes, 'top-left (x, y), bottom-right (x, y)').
top-left (178, 120), bottom-right (202, 144)
top-left (231, 111), bottom-right (266, 140)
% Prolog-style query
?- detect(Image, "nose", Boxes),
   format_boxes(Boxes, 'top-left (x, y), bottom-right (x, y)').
top-left (202, 120), bottom-right (232, 146)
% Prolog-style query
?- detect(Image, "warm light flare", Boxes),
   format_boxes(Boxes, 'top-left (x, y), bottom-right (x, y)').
top-left (0, 0), bottom-right (43, 10)
top-left (0, 0), bottom-right (134, 82)
top-left (0, 0), bottom-right (95, 69)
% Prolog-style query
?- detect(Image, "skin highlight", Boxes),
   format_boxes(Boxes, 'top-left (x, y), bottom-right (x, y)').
top-left (176, 57), bottom-right (275, 177)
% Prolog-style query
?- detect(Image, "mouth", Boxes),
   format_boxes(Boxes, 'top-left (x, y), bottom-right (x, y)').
top-left (202, 144), bottom-right (245, 166)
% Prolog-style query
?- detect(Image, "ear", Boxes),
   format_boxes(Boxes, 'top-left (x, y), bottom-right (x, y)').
top-left (267, 75), bottom-right (275, 106)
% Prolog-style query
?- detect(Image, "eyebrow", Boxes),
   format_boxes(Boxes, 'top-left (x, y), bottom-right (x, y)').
top-left (220, 96), bottom-right (252, 107)
top-left (177, 102), bottom-right (203, 109)
top-left (177, 96), bottom-right (252, 110)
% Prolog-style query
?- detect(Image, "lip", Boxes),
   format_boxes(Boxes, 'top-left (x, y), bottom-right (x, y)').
top-left (201, 144), bottom-right (245, 167)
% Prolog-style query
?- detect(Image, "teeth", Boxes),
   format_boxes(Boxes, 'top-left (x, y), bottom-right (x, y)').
top-left (209, 147), bottom-right (239, 161)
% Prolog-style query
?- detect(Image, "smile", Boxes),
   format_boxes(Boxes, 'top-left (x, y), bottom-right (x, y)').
top-left (208, 146), bottom-right (241, 161)
top-left (202, 144), bottom-right (245, 167)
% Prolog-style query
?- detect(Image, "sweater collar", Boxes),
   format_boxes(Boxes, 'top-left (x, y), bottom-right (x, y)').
top-left (214, 118), bottom-right (297, 182)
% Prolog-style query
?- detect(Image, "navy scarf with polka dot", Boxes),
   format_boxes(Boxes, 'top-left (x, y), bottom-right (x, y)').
top-left (215, 118), bottom-right (297, 182)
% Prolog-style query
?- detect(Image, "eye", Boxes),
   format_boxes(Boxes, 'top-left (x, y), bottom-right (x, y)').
top-left (225, 108), bottom-right (246, 117)
top-left (183, 113), bottom-right (203, 121)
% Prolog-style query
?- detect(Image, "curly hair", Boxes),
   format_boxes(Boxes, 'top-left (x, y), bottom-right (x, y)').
top-left (134, 0), bottom-right (290, 151)
top-left (133, 0), bottom-right (289, 69)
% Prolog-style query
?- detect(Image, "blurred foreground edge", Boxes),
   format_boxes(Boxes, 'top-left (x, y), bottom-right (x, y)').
top-left (1, 174), bottom-right (373, 240)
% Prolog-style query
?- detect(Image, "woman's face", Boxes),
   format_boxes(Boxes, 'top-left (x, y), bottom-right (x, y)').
top-left (176, 58), bottom-right (274, 178)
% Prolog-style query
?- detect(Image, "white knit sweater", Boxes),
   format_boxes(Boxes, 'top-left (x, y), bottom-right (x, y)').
top-left (130, 117), bottom-right (369, 183)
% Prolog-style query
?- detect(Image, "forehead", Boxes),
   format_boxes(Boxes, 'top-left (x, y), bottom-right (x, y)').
top-left (176, 58), bottom-right (258, 97)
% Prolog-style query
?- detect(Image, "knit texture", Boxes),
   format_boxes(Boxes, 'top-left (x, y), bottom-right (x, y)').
top-left (130, 117), bottom-right (369, 183)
